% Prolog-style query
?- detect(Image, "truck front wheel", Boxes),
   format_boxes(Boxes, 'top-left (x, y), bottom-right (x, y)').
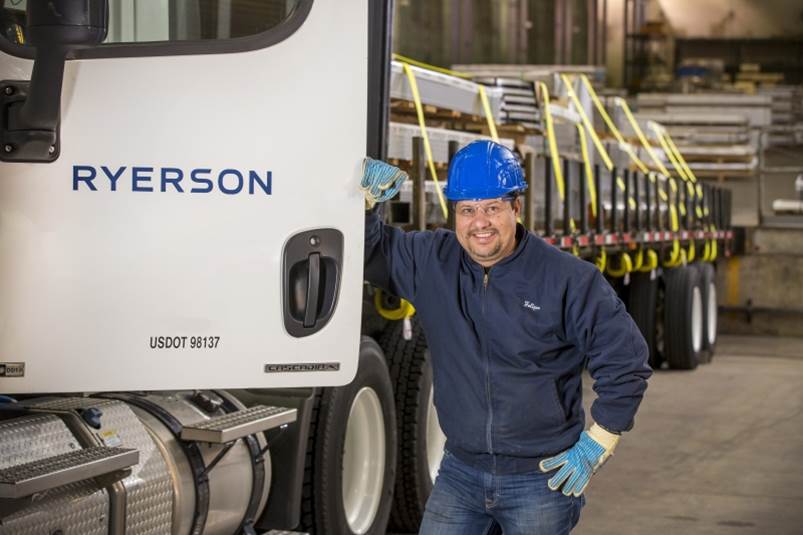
top-left (301, 336), bottom-right (397, 535)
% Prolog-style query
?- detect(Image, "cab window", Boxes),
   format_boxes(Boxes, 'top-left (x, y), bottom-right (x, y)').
top-left (1, 0), bottom-right (303, 47)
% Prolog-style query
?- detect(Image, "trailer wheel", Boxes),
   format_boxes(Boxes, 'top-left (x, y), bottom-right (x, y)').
top-left (663, 266), bottom-right (703, 370)
top-left (379, 318), bottom-right (445, 533)
top-left (301, 336), bottom-right (397, 535)
top-left (698, 262), bottom-right (718, 362)
top-left (627, 271), bottom-right (663, 369)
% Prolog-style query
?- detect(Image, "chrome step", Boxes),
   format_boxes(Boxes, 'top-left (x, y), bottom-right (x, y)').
top-left (0, 446), bottom-right (139, 499)
top-left (180, 405), bottom-right (297, 444)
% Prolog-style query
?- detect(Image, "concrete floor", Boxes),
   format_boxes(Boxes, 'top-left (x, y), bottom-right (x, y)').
top-left (575, 335), bottom-right (803, 535)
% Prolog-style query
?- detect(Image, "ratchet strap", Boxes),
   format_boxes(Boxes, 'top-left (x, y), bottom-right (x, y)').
top-left (560, 75), bottom-right (635, 209)
top-left (606, 251), bottom-right (633, 278)
top-left (374, 289), bottom-right (416, 321)
top-left (400, 62), bottom-right (449, 218)
top-left (577, 123), bottom-right (597, 218)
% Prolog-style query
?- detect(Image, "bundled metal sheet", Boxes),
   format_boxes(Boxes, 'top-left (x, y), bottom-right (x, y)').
top-left (473, 77), bottom-right (539, 129)
top-left (453, 64), bottom-right (606, 89)
top-left (758, 85), bottom-right (803, 145)
top-left (387, 122), bottom-right (514, 165)
top-left (390, 61), bottom-right (503, 120)
top-left (636, 94), bottom-right (772, 138)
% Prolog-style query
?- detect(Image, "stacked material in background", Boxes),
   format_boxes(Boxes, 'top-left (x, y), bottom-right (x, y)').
top-left (452, 64), bottom-right (606, 91)
top-left (472, 77), bottom-right (539, 130)
top-left (757, 86), bottom-right (803, 146)
top-left (387, 61), bottom-right (513, 225)
top-left (389, 61), bottom-right (503, 120)
top-left (635, 93), bottom-right (768, 179)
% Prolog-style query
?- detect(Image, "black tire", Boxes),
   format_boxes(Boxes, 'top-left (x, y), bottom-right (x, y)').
top-left (378, 318), bottom-right (442, 533)
top-left (697, 262), bottom-right (718, 362)
top-left (300, 336), bottom-right (397, 535)
top-left (628, 271), bottom-right (663, 370)
top-left (663, 266), bottom-right (704, 370)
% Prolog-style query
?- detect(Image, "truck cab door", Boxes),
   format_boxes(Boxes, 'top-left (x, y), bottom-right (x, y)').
top-left (0, 0), bottom-right (368, 393)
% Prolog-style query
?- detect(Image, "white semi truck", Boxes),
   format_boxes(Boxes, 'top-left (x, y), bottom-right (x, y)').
top-left (0, 1), bottom-right (733, 534)
top-left (0, 1), bottom-right (432, 534)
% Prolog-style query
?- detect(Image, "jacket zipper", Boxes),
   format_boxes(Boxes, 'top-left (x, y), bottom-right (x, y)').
top-left (482, 269), bottom-right (494, 455)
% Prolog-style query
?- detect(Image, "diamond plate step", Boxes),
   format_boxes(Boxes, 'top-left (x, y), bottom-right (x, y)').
top-left (0, 446), bottom-right (139, 499)
top-left (180, 405), bottom-right (297, 444)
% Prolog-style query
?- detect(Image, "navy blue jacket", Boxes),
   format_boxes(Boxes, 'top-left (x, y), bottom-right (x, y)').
top-left (365, 212), bottom-right (652, 474)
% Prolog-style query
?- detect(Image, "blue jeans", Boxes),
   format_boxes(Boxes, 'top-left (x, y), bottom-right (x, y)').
top-left (419, 450), bottom-right (584, 535)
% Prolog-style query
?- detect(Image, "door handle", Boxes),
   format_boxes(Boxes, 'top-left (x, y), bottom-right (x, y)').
top-left (303, 253), bottom-right (321, 328)
top-left (283, 229), bottom-right (343, 337)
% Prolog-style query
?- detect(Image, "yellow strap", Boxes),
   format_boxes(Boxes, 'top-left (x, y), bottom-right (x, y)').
top-left (595, 249), bottom-right (607, 272)
top-left (639, 249), bottom-right (658, 272)
top-left (536, 82), bottom-right (566, 201)
top-left (658, 183), bottom-right (668, 202)
top-left (401, 63), bottom-right (449, 218)
top-left (663, 241), bottom-right (684, 268)
top-left (577, 75), bottom-right (648, 174)
top-left (559, 75), bottom-right (614, 171)
top-left (633, 248), bottom-right (644, 271)
top-left (695, 184), bottom-right (704, 219)
top-left (687, 239), bottom-right (696, 263)
top-left (373, 289), bottom-right (416, 321)
top-left (617, 99), bottom-right (671, 176)
top-left (478, 85), bottom-right (500, 142)
top-left (393, 53), bottom-right (472, 79)
top-left (576, 124), bottom-right (597, 218)
top-left (665, 134), bottom-right (698, 183)
top-left (607, 252), bottom-right (633, 278)
top-left (651, 126), bottom-right (688, 182)
top-left (669, 203), bottom-right (679, 231)
top-left (648, 124), bottom-right (698, 206)
top-left (614, 176), bottom-right (638, 210)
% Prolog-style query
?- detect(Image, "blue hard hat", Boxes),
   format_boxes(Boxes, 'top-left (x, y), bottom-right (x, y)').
top-left (444, 140), bottom-right (527, 201)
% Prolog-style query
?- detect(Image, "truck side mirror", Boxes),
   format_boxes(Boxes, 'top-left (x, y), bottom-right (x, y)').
top-left (1, 0), bottom-right (108, 163)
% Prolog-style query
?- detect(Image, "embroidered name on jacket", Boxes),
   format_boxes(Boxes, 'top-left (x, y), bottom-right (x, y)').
top-left (523, 300), bottom-right (541, 311)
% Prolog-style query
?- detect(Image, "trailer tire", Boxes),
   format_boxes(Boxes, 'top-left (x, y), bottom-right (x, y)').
top-left (663, 266), bottom-right (703, 370)
top-left (300, 336), bottom-right (397, 535)
top-left (698, 262), bottom-right (718, 362)
top-left (628, 272), bottom-right (663, 370)
top-left (379, 318), bottom-right (445, 533)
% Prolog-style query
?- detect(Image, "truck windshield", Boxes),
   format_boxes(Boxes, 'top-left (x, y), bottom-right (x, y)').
top-left (1, 0), bottom-right (302, 46)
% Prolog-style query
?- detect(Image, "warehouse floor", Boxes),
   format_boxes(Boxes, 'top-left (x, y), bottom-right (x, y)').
top-left (575, 334), bottom-right (803, 535)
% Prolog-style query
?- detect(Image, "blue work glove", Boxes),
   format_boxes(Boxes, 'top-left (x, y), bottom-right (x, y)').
top-left (539, 423), bottom-right (620, 497)
top-left (361, 157), bottom-right (408, 209)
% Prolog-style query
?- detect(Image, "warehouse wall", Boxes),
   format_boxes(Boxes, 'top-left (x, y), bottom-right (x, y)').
top-left (656, 0), bottom-right (803, 38)
top-left (392, 0), bottom-right (597, 69)
top-left (604, 0), bottom-right (625, 87)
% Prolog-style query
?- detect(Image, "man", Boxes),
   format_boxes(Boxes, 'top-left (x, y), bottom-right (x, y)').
top-left (362, 140), bottom-right (651, 534)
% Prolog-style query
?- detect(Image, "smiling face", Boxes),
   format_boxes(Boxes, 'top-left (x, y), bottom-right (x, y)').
top-left (454, 197), bottom-right (521, 268)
